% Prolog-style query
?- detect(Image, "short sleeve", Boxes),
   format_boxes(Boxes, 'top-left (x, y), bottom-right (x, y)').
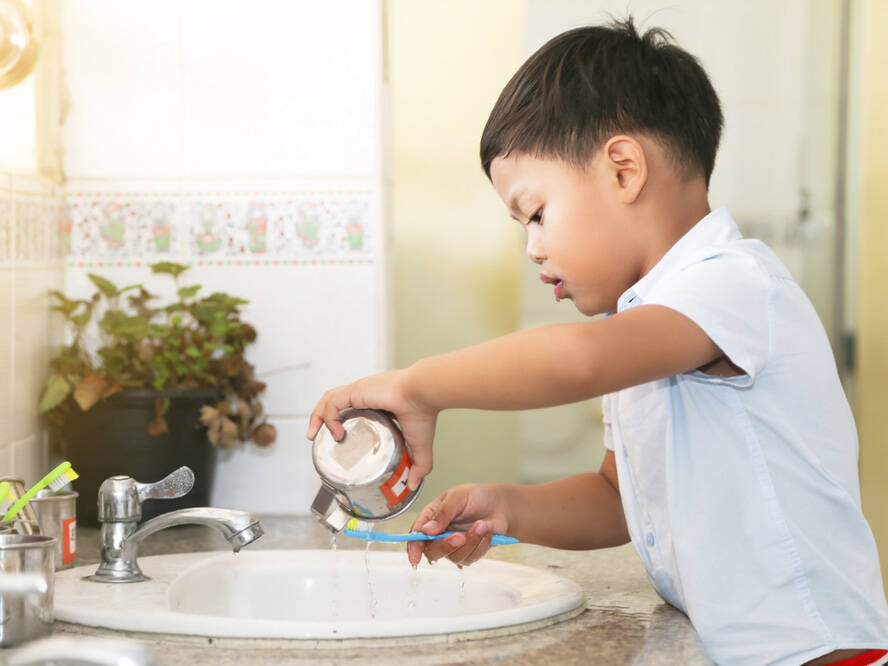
top-left (602, 393), bottom-right (615, 451)
top-left (644, 251), bottom-right (772, 386)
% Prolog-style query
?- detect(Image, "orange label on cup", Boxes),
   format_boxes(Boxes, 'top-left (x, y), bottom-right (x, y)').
top-left (379, 447), bottom-right (411, 509)
top-left (62, 516), bottom-right (76, 564)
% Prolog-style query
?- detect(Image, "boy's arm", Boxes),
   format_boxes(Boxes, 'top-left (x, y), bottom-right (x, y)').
top-left (408, 450), bottom-right (628, 566)
top-left (407, 304), bottom-right (721, 411)
top-left (308, 304), bottom-right (721, 488)
top-left (504, 449), bottom-right (628, 549)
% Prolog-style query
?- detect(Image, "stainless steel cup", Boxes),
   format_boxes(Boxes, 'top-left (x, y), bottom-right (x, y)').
top-left (0, 476), bottom-right (39, 535)
top-left (0, 534), bottom-right (55, 647)
top-left (311, 408), bottom-right (423, 531)
top-left (0, 519), bottom-right (40, 536)
top-left (30, 490), bottom-right (78, 570)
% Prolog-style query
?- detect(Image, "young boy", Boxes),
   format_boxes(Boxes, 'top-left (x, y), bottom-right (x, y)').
top-left (306, 19), bottom-right (888, 665)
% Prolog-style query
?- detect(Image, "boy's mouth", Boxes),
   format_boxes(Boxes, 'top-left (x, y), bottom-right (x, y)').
top-left (540, 273), bottom-right (565, 301)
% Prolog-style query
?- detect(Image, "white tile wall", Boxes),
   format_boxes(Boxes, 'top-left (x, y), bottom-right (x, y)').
top-left (59, 0), bottom-right (183, 179)
top-left (56, 1), bottom-right (386, 514)
top-left (179, 1), bottom-right (381, 179)
top-left (0, 173), bottom-right (65, 483)
top-left (61, 0), bottom-right (383, 180)
top-left (11, 435), bottom-right (44, 488)
top-left (211, 418), bottom-right (318, 514)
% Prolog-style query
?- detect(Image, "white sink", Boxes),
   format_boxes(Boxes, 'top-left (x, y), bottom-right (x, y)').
top-left (55, 549), bottom-right (584, 640)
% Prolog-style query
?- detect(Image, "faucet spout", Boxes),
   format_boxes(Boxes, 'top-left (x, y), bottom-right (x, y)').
top-left (89, 507), bottom-right (263, 583)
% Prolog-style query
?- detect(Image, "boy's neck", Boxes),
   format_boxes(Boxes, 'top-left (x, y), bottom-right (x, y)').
top-left (635, 173), bottom-right (711, 280)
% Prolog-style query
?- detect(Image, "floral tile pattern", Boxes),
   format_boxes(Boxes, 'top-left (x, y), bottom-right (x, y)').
top-left (66, 194), bottom-right (178, 261)
top-left (9, 176), bottom-right (65, 266)
top-left (65, 185), bottom-right (374, 265)
top-left (185, 192), bottom-right (371, 259)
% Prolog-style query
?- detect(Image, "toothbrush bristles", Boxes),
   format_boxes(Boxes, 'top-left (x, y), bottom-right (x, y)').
top-left (47, 468), bottom-right (79, 492)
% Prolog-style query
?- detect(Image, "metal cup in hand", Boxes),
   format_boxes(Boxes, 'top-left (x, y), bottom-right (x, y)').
top-left (311, 409), bottom-right (422, 532)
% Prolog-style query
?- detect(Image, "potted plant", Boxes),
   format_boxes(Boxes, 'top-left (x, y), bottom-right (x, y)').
top-left (39, 262), bottom-right (277, 524)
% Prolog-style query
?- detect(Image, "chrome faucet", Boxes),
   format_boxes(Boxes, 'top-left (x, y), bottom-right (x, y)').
top-left (87, 466), bottom-right (264, 583)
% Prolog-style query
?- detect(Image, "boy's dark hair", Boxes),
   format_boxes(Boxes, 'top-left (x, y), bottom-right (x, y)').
top-left (480, 18), bottom-right (723, 187)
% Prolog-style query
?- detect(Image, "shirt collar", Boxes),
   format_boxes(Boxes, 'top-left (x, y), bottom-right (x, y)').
top-left (616, 207), bottom-right (742, 312)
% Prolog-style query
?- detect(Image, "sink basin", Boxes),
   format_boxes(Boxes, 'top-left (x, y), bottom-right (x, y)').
top-left (55, 549), bottom-right (585, 641)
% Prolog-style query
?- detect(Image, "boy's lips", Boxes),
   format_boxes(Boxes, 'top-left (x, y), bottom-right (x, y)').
top-left (540, 273), bottom-right (565, 301)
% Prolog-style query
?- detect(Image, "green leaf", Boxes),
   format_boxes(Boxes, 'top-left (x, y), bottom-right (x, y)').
top-left (39, 374), bottom-right (71, 413)
top-left (48, 290), bottom-right (81, 315)
top-left (178, 285), bottom-right (201, 300)
top-left (185, 346), bottom-right (201, 359)
top-left (151, 262), bottom-right (190, 278)
top-left (98, 311), bottom-right (150, 338)
top-left (146, 324), bottom-right (171, 337)
top-left (88, 274), bottom-right (118, 298)
top-left (69, 305), bottom-right (93, 328)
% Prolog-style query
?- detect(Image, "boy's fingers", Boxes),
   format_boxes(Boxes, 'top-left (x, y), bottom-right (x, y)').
top-left (407, 541), bottom-right (424, 567)
top-left (446, 521), bottom-right (491, 566)
top-left (410, 493), bottom-right (446, 533)
top-left (421, 490), bottom-right (469, 536)
top-left (423, 532), bottom-right (466, 563)
top-left (407, 445), bottom-right (433, 491)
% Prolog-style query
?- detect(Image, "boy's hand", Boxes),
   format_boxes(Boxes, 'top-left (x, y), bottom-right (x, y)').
top-left (407, 484), bottom-right (511, 567)
top-left (305, 369), bottom-right (438, 490)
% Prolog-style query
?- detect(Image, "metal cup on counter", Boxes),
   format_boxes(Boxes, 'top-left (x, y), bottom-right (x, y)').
top-left (30, 489), bottom-right (78, 570)
top-left (0, 476), bottom-right (39, 535)
top-left (0, 534), bottom-right (55, 647)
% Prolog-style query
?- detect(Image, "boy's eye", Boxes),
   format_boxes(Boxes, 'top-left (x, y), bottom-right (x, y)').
top-left (528, 208), bottom-right (543, 225)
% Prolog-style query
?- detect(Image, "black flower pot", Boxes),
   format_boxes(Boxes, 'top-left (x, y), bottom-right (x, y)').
top-left (53, 387), bottom-right (222, 526)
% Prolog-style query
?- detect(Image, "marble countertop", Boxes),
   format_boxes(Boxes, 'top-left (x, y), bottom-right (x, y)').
top-left (55, 514), bottom-right (713, 665)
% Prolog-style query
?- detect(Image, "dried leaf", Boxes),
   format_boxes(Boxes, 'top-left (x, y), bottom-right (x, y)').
top-left (73, 373), bottom-right (110, 411)
top-left (219, 417), bottom-right (239, 447)
top-left (148, 414), bottom-right (168, 436)
top-left (236, 401), bottom-right (251, 429)
top-left (244, 379), bottom-right (266, 398)
top-left (199, 405), bottom-right (220, 427)
top-left (251, 423), bottom-right (277, 447)
top-left (101, 381), bottom-right (123, 401)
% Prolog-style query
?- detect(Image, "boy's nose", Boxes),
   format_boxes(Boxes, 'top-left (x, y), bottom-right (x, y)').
top-left (526, 237), bottom-right (545, 264)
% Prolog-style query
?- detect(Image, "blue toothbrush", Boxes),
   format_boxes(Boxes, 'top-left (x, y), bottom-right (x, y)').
top-left (343, 518), bottom-right (519, 546)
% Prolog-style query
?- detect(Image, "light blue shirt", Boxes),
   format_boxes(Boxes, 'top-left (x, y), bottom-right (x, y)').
top-left (603, 207), bottom-right (888, 665)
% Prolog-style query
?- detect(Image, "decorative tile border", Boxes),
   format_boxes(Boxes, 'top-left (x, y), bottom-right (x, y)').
top-left (5, 175), bottom-right (65, 267)
top-left (66, 195), bottom-right (178, 260)
top-left (65, 184), bottom-right (374, 263)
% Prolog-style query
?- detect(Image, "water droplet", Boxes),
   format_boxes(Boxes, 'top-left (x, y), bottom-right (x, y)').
top-left (365, 541), bottom-right (377, 619)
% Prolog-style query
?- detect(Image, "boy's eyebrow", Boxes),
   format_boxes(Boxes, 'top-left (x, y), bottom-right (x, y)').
top-left (506, 187), bottom-right (528, 220)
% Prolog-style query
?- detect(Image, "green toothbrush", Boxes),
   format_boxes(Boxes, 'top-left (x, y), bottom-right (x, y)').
top-left (0, 481), bottom-right (10, 512)
top-left (3, 462), bottom-right (79, 521)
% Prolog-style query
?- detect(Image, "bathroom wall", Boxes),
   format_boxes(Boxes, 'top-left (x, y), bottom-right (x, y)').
top-left (0, 0), bottom-right (66, 487)
top-left (386, 1), bottom-right (525, 496)
top-left (857, 0), bottom-right (888, 592)
top-left (57, 0), bottom-right (387, 513)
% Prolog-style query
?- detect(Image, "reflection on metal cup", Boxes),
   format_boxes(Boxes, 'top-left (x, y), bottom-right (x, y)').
top-left (30, 490), bottom-right (78, 570)
top-left (0, 534), bottom-right (55, 647)
top-left (311, 409), bottom-right (423, 531)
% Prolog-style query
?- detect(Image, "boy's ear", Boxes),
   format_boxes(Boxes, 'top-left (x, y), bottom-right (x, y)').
top-left (603, 135), bottom-right (647, 204)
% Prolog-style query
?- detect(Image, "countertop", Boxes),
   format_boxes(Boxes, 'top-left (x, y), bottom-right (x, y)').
top-left (54, 514), bottom-right (712, 665)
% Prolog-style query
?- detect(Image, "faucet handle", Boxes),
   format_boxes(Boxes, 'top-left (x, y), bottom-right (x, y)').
top-left (97, 466), bottom-right (195, 523)
top-left (136, 466), bottom-right (194, 503)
